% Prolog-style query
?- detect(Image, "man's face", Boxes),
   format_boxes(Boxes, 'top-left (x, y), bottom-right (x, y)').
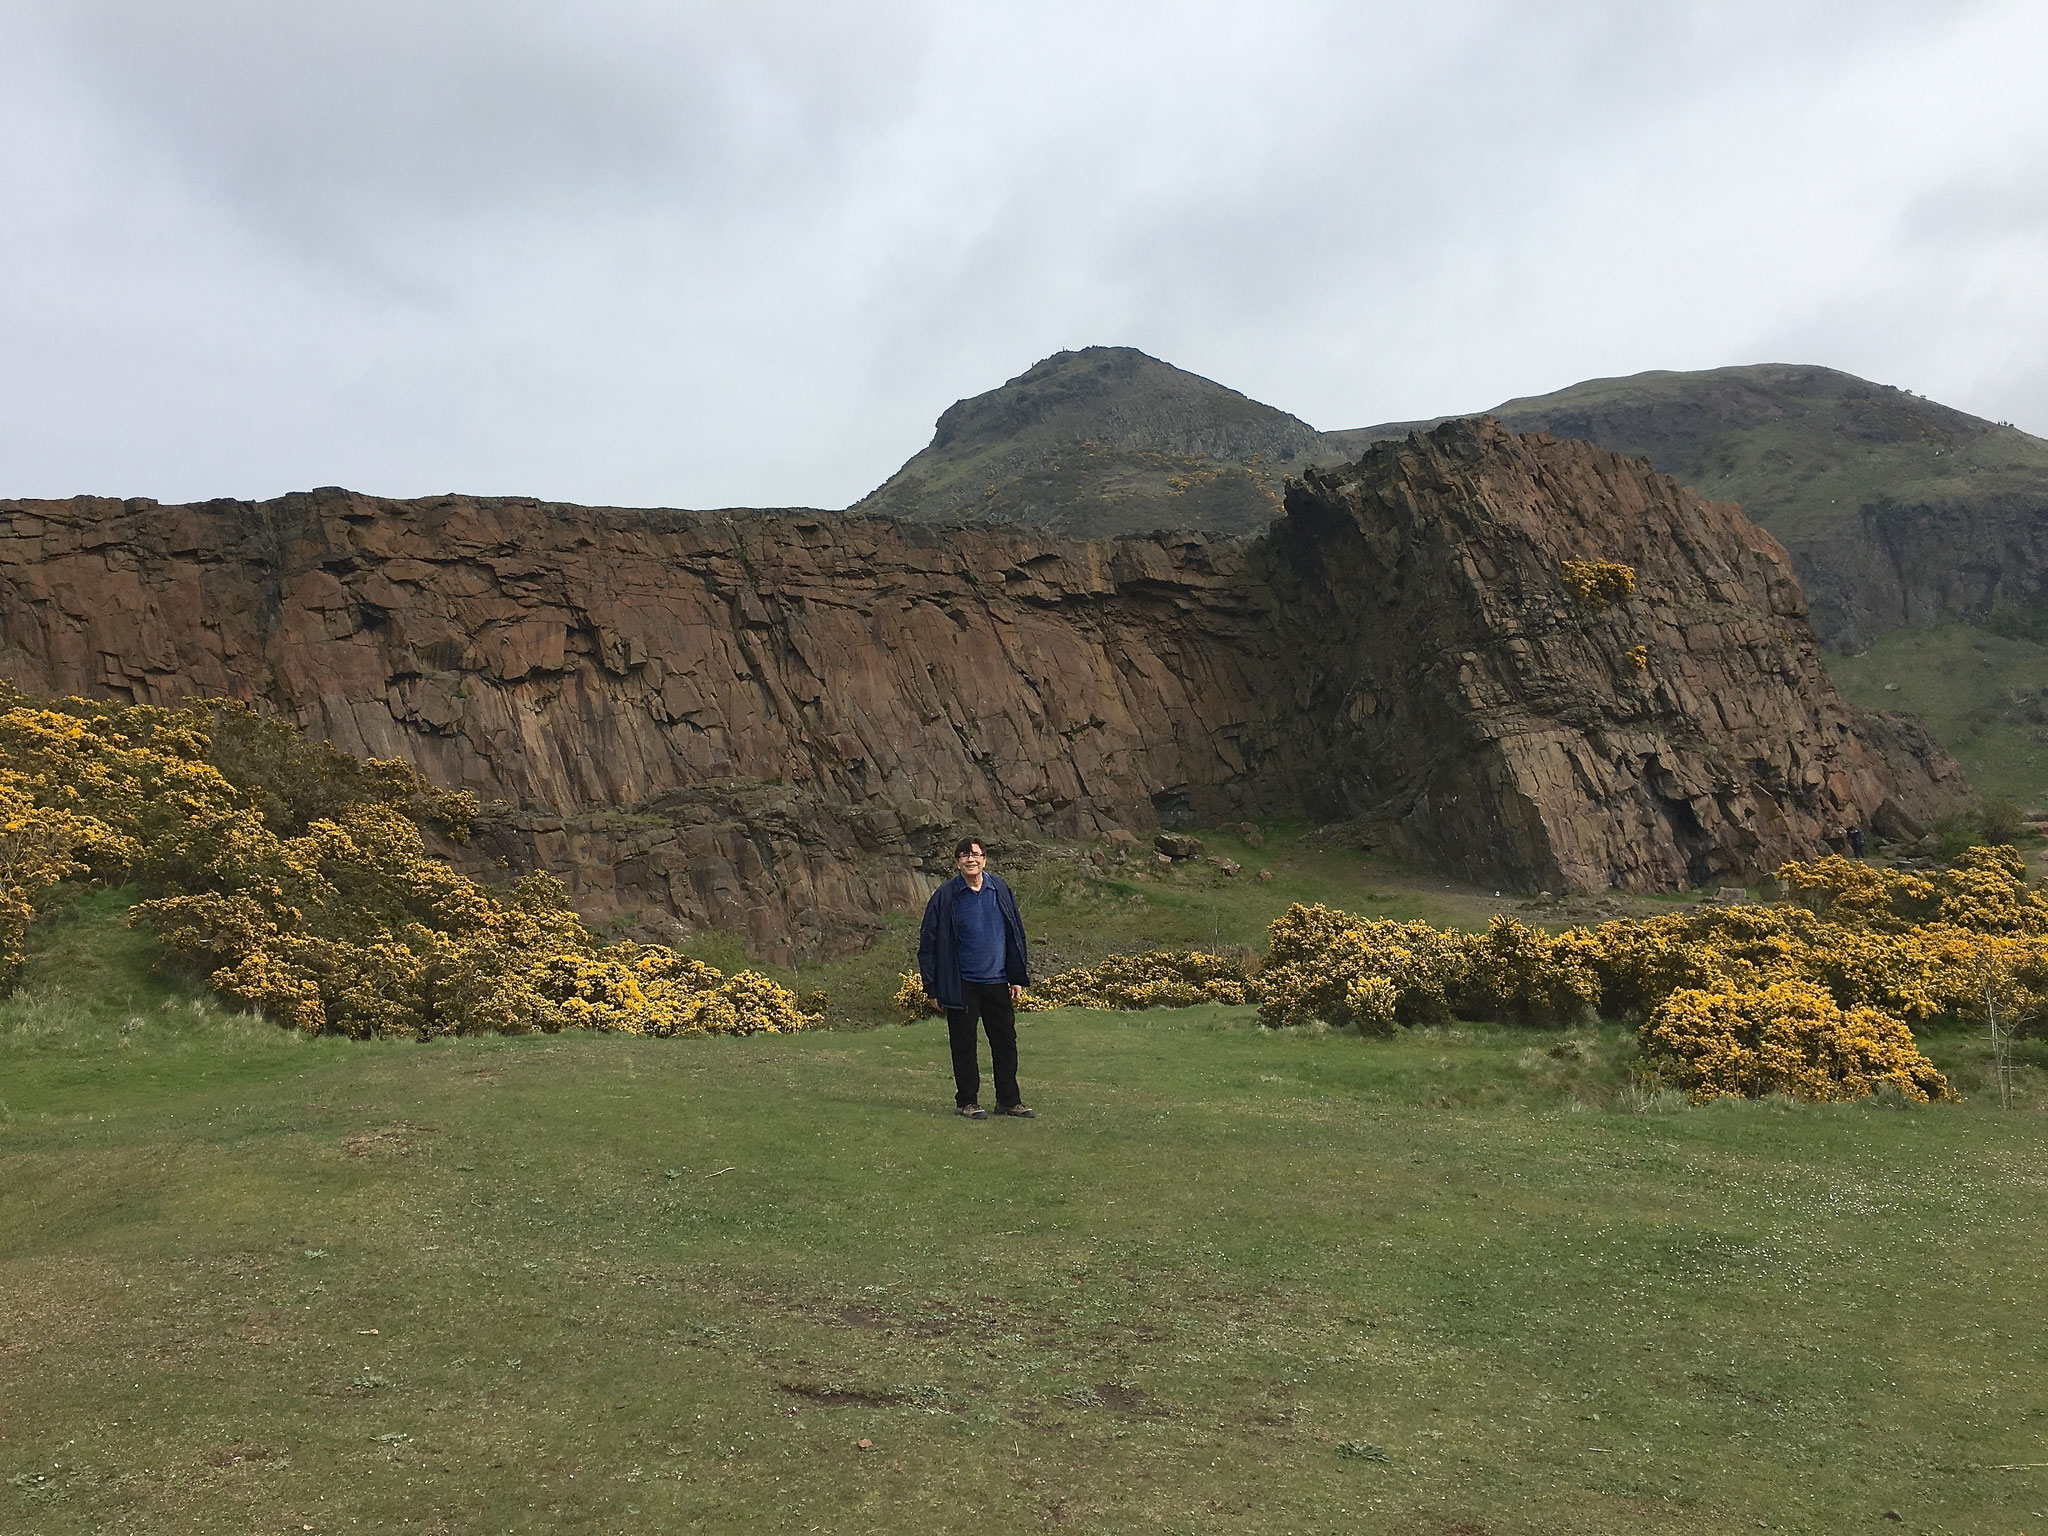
top-left (956, 845), bottom-right (986, 875)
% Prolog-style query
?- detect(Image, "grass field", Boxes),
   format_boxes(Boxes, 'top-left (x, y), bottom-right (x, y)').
top-left (5, 892), bottom-right (2048, 1535)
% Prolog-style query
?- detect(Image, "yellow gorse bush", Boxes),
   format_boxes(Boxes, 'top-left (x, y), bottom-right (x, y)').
top-left (1560, 559), bottom-right (1636, 607)
top-left (891, 952), bottom-right (1256, 1023)
top-left (0, 684), bottom-right (816, 1039)
top-left (1028, 950), bottom-right (1256, 1011)
top-left (1258, 906), bottom-right (1594, 1033)
top-left (893, 971), bottom-right (944, 1021)
top-left (1006, 847), bottom-right (2048, 1100)
top-left (1643, 981), bottom-right (1950, 1103)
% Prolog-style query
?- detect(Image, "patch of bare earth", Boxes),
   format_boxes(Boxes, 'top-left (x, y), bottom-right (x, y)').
top-left (341, 1122), bottom-right (437, 1157)
top-left (779, 1381), bottom-right (907, 1408)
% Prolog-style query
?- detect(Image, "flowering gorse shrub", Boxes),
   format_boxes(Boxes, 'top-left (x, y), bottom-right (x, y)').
top-left (892, 952), bottom-right (1255, 1022)
top-left (1560, 559), bottom-right (1636, 607)
top-left (1011, 907), bottom-right (1597, 1035)
top-left (1029, 950), bottom-right (1256, 1011)
top-left (1009, 851), bottom-right (2048, 1098)
top-left (1641, 980), bottom-right (1950, 1103)
top-left (0, 775), bottom-right (133, 986)
top-left (0, 683), bottom-right (815, 1039)
top-left (1258, 907), bottom-right (1462, 1033)
top-left (1258, 906), bottom-right (1595, 1033)
top-left (894, 972), bottom-right (944, 1021)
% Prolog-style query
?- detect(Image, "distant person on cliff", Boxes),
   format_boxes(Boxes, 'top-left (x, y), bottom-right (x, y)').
top-left (1847, 825), bottom-right (1866, 859)
top-left (918, 837), bottom-right (1034, 1121)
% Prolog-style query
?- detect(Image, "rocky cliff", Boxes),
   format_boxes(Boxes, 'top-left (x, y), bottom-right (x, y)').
top-left (0, 420), bottom-right (1963, 953)
top-left (0, 491), bottom-right (1282, 958)
top-left (1262, 419), bottom-right (1963, 891)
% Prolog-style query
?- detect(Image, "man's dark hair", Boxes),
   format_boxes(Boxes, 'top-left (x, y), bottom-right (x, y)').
top-left (954, 837), bottom-right (986, 859)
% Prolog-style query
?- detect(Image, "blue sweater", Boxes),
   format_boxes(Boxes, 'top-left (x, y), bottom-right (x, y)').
top-left (954, 882), bottom-right (1008, 983)
top-left (917, 874), bottom-right (1030, 1009)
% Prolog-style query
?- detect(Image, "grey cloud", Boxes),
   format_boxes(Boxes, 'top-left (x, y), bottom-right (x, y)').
top-left (1, 0), bottom-right (2043, 508)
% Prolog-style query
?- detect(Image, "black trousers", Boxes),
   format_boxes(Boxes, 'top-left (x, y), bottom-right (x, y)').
top-left (948, 980), bottom-right (1020, 1109)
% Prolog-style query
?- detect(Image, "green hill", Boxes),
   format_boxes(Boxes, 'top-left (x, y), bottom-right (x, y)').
top-left (851, 346), bottom-right (1323, 537)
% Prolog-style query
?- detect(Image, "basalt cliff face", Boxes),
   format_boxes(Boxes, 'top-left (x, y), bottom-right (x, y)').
top-left (0, 420), bottom-right (1962, 954)
top-left (1261, 419), bottom-right (1963, 890)
top-left (0, 491), bottom-right (1283, 958)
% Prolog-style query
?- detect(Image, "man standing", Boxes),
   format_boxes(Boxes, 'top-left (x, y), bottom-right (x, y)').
top-left (919, 837), bottom-right (1034, 1120)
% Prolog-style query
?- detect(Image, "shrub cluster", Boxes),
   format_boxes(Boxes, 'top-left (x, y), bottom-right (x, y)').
top-left (892, 950), bottom-right (1257, 1023)
top-left (995, 846), bottom-right (2048, 1100)
top-left (1560, 558), bottom-right (1637, 607)
top-left (1258, 907), bottom-right (1597, 1034)
top-left (1643, 981), bottom-right (1950, 1103)
top-left (894, 972), bottom-right (944, 1021)
top-left (1029, 949), bottom-right (1256, 1011)
top-left (0, 685), bottom-right (815, 1039)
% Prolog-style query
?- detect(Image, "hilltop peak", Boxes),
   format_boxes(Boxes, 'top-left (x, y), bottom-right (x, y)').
top-left (855, 346), bottom-right (1322, 537)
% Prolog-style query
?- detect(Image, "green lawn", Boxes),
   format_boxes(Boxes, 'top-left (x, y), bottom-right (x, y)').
top-left (5, 897), bottom-right (2047, 1534)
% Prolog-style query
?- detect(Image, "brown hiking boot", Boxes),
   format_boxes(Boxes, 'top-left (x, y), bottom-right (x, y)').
top-left (955, 1104), bottom-right (988, 1120)
top-left (996, 1104), bottom-right (1035, 1118)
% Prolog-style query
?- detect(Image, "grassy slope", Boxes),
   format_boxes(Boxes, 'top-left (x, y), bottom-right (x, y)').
top-left (5, 895), bottom-right (2048, 1535)
top-left (1829, 624), bottom-right (2048, 808)
top-left (1429, 364), bottom-right (2048, 546)
top-left (852, 348), bottom-right (1315, 537)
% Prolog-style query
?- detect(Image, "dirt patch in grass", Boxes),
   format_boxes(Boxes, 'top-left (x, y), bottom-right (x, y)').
top-left (780, 1381), bottom-right (907, 1407)
top-left (341, 1122), bottom-right (436, 1157)
top-left (1092, 1381), bottom-right (1166, 1415)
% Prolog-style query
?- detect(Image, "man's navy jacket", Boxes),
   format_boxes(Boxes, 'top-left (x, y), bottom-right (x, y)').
top-left (918, 873), bottom-right (1030, 1010)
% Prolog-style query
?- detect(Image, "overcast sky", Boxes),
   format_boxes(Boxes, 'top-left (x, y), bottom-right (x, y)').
top-left (3, 0), bottom-right (2044, 509)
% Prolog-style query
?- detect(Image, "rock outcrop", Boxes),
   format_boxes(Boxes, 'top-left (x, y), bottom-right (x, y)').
top-left (1259, 419), bottom-right (1964, 892)
top-left (0, 420), bottom-right (1964, 952)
